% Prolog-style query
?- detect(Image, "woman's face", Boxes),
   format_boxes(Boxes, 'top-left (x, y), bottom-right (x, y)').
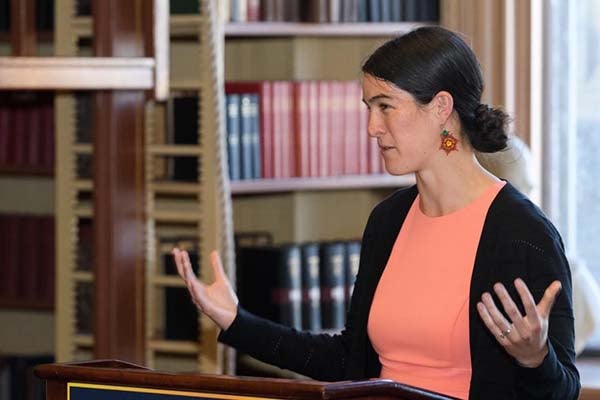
top-left (362, 73), bottom-right (441, 176)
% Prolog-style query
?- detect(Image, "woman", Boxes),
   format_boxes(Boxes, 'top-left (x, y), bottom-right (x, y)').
top-left (173, 27), bottom-right (580, 399)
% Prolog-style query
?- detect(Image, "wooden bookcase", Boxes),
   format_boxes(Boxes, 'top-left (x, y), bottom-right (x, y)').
top-left (52, 0), bottom-right (232, 374)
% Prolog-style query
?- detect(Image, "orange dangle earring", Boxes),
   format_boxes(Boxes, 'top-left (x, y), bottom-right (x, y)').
top-left (440, 129), bottom-right (459, 155)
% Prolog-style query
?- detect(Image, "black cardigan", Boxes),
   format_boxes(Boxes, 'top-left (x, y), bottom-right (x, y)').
top-left (219, 183), bottom-right (580, 399)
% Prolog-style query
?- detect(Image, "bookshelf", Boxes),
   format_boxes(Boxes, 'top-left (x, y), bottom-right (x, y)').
top-left (218, 1), bottom-right (441, 378)
top-left (50, 0), bottom-right (233, 375)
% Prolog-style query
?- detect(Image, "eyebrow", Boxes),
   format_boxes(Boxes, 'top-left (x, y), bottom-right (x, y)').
top-left (362, 94), bottom-right (395, 105)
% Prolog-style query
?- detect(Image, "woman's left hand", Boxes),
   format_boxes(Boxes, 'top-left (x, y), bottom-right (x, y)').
top-left (477, 278), bottom-right (562, 368)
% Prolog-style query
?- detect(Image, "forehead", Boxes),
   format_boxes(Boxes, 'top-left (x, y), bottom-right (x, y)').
top-left (361, 73), bottom-right (413, 102)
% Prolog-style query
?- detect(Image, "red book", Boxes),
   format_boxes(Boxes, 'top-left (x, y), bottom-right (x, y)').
top-left (329, 81), bottom-right (344, 177)
top-left (317, 81), bottom-right (330, 177)
top-left (293, 81), bottom-right (310, 178)
top-left (0, 107), bottom-right (9, 168)
top-left (9, 107), bottom-right (27, 168)
top-left (40, 101), bottom-right (55, 173)
top-left (358, 87), bottom-right (369, 175)
top-left (26, 105), bottom-right (41, 170)
top-left (272, 81), bottom-right (284, 178)
top-left (19, 216), bottom-right (39, 301)
top-left (225, 81), bottom-right (274, 179)
top-left (39, 216), bottom-right (55, 307)
top-left (307, 81), bottom-right (320, 177)
top-left (343, 81), bottom-right (361, 176)
top-left (2, 215), bottom-right (20, 300)
top-left (282, 82), bottom-right (295, 178)
top-left (247, 0), bottom-right (260, 21)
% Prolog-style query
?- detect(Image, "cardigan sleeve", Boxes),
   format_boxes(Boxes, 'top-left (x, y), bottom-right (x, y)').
top-left (505, 237), bottom-right (581, 399)
top-left (218, 203), bottom-right (383, 381)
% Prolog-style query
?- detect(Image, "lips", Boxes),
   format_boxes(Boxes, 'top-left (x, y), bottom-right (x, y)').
top-left (379, 145), bottom-right (395, 151)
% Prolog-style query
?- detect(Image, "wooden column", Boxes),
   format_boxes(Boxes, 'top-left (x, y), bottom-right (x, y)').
top-left (10, 0), bottom-right (37, 56)
top-left (92, 0), bottom-right (148, 364)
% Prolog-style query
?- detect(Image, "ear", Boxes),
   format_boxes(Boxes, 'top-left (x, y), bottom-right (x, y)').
top-left (431, 91), bottom-right (454, 123)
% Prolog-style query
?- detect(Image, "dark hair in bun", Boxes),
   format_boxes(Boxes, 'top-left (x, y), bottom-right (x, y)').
top-left (362, 26), bottom-right (509, 153)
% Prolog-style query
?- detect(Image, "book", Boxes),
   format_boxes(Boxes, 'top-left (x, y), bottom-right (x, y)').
top-left (319, 242), bottom-right (346, 330)
top-left (301, 243), bottom-right (321, 331)
top-left (329, 81), bottom-right (345, 177)
top-left (226, 94), bottom-right (242, 181)
top-left (249, 94), bottom-right (262, 179)
top-left (368, 0), bottom-right (381, 22)
top-left (293, 81), bottom-right (310, 178)
top-left (237, 245), bottom-right (302, 329)
top-left (225, 82), bottom-right (273, 178)
top-left (240, 94), bottom-right (254, 180)
top-left (317, 81), bottom-right (331, 177)
top-left (172, 95), bottom-right (199, 182)
top-left (164, 251), bottom-right (200, 340)
top-left (170, 0), bottom-right (200, 14)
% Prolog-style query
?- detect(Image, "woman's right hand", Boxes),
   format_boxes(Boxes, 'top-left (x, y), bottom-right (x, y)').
top-left (172, 248), bottom-right (239, 331)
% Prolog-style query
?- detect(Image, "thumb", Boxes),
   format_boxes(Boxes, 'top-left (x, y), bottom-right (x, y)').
top-left (537, 280), bottom-right (562, 319)
top-left (210, 250), bottom-right (228, 282)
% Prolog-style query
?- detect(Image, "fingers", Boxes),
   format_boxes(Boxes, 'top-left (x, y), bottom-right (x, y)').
top-left (493, 283), bottom-right (527, 335)
top-left (479, 292), bottom-right (521, 343)
top-left (537, 280), bottom-right (562, 319)
top-left (513, 278), bottom-right (537, 317)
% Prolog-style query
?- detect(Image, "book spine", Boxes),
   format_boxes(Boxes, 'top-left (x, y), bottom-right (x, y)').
top-left (226, 94), bottom-right (242, 181)
top-left (240, 94), bottom-right (254, 180)
top-left (247, 0), bottom-right (260, 21)
top-left (294, 81), bottom-right (310, 178)
top-left (343, 81), bottom-right (360, 176)
top-left (301, 243), bottom-right (321, 331)
top-left (250, 94), bottom-right (262, 179)
top-left (317, 81), bottom-right (330, 177)
top-left (275, 245), bottom-right (302, 329)
top-left (260, 81), bottom-right (274, 178)
top-left (319, 242), bottom-right (346, 330)
top-left (307, 81), bottom-right (320, 177)
top-left (368, 0), bottom-right (381, 22)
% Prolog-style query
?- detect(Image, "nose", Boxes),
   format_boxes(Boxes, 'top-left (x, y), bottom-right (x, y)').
top-left (367, 111), bottom-right (384, 138)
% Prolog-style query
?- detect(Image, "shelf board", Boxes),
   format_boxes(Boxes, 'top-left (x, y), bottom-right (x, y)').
top-left (230, 174), bottom-right (415, 194)
top-left (0, 166), bottom-right (53, 176)
top-left (73, 271), bottom-right (93, 283)
top-left (225, 22), bottom-right (433, 37)
top-left (72, 16), bottom-right (204, 39)
top-left (74, 179), bottom-right (93, 191)
top-left (148, 144), bottom-right (202, 156)
top-left (0, 57), bottom-right (154, 90)
top-left (69, 18), bottom-right (432, 39)
top-left (150, 181), bottom-right (201, 194)
top-left (148, 339), bottom-right (200, 354)
top-left (0, 297), bottom-right (53, 311)
top-left (73, 334), bottom-right (93, 347)
top-left (72, 144), bottom-right (93, 154)
top-left (150, 210), bottom-right (201, 223)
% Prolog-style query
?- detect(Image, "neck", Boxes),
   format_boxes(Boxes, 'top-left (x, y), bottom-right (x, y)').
top-left (415, 150), bottom-right (500, 217)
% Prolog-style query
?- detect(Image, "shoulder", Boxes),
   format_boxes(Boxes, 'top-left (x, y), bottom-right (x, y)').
top-left (487, 183), bottom-right (569, 279)
top-left (362, 184), bottom-right (418, 238)
top-left (489, 182), bottom-right (564, 250)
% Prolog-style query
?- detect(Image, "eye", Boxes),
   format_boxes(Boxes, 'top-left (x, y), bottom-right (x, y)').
top-left (379, 103), bottom-right (391, 111)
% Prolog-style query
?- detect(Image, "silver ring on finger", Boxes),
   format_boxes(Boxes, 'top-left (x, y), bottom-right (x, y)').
top-left (499, 326), bottom-right (512, 339)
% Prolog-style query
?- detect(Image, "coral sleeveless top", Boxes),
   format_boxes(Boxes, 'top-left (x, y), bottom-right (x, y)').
top-left (367, 181), bottom-right (505, 399)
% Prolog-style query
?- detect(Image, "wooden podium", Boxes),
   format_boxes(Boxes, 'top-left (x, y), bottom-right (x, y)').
top-left (35, 360), bottom-right (457, 400)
